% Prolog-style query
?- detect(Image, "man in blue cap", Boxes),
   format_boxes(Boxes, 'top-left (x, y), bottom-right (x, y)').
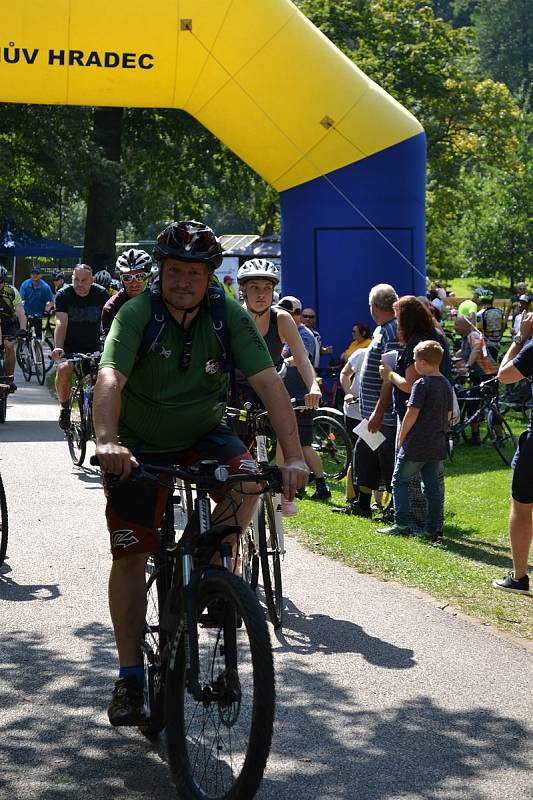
top-left (19, 266), bottom-right (55, 339)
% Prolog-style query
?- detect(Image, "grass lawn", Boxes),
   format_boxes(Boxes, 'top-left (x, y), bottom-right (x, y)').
top-left (442, 276), bottom-right (514, 301)
top-left (286, 422), bottom-right (532, 640)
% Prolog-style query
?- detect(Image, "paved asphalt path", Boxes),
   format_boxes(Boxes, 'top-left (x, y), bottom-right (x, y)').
top-left (1, 375), bottom-right (532, 800)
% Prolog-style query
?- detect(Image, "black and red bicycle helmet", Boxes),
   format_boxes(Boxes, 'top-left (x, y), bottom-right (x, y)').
top-left (153, 220), bottom-right (223, 269)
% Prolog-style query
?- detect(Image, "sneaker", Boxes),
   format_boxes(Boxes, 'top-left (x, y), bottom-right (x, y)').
top-left (492, 574), bottom-right (531, 595)
top-left (58, 408), bottom-right (71, 431)
top-left (415, 530), bottom-right (443, 542)
top-left (371, 502), bottom-right (383, 514)
top-left (310, 486), bottom-right (331, 501)
top-left (281, 496), bottom-right (298, 517)
top-left (376, 524), bottom-right (411, 536)
top-left (107, 675), bottom-right (144, 726)
top-left (7, 381), bottom-right (17, 394)
top-left (374, 506), bottom-right (395, 523)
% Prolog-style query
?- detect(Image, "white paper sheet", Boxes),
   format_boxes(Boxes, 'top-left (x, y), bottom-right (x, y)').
top-left (353, 418), bottom-right (386, 451)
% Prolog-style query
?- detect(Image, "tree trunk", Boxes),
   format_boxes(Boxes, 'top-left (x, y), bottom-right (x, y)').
top-left (83, 107), bottom-right (123, 269)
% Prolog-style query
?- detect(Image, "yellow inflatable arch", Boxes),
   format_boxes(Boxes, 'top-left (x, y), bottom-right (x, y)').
top-left (0, 0), bottom-right (426, 350)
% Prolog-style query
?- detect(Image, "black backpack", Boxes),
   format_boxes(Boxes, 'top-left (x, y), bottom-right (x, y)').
top-left (137, 279), bottom-right (233, 373)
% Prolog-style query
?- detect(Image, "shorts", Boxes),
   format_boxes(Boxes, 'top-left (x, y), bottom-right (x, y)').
top-left (295, 408), bottom-right (314, 447)
top-left (105, 423), bottom-right (256, 560)
top-left (355, 422), bottom-right (396, 492)
top-left (0, 318), bottom-right (19, 339)
top-left (511, 430), bottom-right (533, 504)
top-left (27, 316), bottom-right (43, 339)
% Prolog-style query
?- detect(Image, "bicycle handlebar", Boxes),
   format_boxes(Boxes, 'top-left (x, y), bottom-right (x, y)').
top-left (89, 455), bottom-right (283, 492)
top-left (56, 351), bottom-right (102, 363)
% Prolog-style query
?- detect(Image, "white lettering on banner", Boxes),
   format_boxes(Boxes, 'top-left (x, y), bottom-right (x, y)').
top-left (0, 43), bottom-right (154, 69)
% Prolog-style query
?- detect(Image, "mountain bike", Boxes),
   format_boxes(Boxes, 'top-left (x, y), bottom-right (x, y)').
top-left (451, 376), bottom-right (517, 466)
top-left (16, 320), bottom-right (46, 385)
top-left (225, 404), bottom-right (285, 629)
top-left (0, 472), bottom-right (8, 566)
top-left (91, 456), bottom-right (278, 800)
top-left (63, 352), bottom-right (101, 466)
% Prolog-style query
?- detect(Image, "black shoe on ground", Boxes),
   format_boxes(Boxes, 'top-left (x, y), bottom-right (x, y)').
top-left (7, 381), bottom-right (17, 394)
top-left (331, 501), bottom-right (358, 514)
top-left (467, 435), bottom-right (481, 447)
top-left (374, 506), bottom-right (395, 523)
top-left (338, 502), bottom-right (372, 518)
top-left (107, 675), bottom-right (144, 726)
top-left (58, 408), bottom-right (71, 431)
top-left (310, 486), bottom-right (332, 501)
top-left (492, 574), bottom-right (530, 595)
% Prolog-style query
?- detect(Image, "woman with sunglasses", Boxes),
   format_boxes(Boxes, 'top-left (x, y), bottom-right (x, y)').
top-left (101, 249), bottom-right (153, 339)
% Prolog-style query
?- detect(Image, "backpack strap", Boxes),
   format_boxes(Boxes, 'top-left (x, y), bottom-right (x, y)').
top-left (137, 280), bottom-right (172, 359)
top-left (207, 285), bottom-right (233, 373)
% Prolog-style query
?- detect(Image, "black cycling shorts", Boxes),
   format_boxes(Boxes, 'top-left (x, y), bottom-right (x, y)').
top-left (511, 430), bottom-right (533, 504)
top-left (105, 423), bottom-right (256, 560)
top-left (0, 318), bottom-right (19, 339)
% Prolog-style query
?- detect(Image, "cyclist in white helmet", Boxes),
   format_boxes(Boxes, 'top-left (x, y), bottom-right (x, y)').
top-left (101, 249), bottom-right (152, 339)
top-left (235, 259), bottom-right (322, 512)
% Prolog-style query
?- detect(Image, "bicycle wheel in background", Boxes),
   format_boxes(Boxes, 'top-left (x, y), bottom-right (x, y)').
top-left (487, 409), bottom-right (517, 467)
top-left (312, 414), bottom-right (352, 479)
top-left (32, 339), bottom-right (46, 385)
top-left (0, 390), bottom-right (6, 424)
top-left (257, 493), bottom-right (283, 629)
top-left (67, 385), bottom-right (87, 466)
top-left (17, 339), bottom-right (32, 382)
top-left (165, 570), bottom-right (275, 800)
top-left (0, 473), bottom-right (8, 565)
top-left (139, 554), bottom-right (168, 737)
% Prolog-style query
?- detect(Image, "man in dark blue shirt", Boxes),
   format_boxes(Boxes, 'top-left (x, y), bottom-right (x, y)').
top-left (493, 312), bottom-right (533, 595)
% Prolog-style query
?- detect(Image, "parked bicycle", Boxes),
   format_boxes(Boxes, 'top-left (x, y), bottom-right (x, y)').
top-left (16, 319), bottom-right (46, 385)
top-left (311, 406), bottom-right (353, 480)
top-left (91, 455), bottom-right (278, 800)
top-left (0, 472), bottom-right (8, 566)
top-left (450, 376), bottom-right (517, 466)
top-left (62, 352), bottom-right (101, 466)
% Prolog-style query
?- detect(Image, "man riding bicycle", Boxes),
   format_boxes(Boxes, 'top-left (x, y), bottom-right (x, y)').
top-left (101, 248), bottom-right (152, 339)
top-left (19, 266), bottom-right (54, 339)
top-left (0, 265), bottom-right (28, 392)
top-left (93, 221), bottom-right (308, 727)
top-left (52, 265), bottom-right (109, 430)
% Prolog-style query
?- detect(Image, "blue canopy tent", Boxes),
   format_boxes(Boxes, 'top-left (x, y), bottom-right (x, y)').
top-left (0, 227), bottom-right (81, 284)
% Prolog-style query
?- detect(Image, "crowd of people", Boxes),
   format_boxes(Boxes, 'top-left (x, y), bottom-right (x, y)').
top-left (0, 220), bottom-right (531, 725)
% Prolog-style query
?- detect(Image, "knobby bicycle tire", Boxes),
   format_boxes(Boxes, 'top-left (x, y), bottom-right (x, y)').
top-left (0, 473), bottom-right (8, 565)
top-left (33, 339), bottom-right (46, 385)
top-left (139, 555), bottom-right (169, 737)
top-left (17, 340), bottom-right (32, 382)
top-left (487, 408), bottom-right (517, 467)
top-left (67, 385), bottom-right (87, 466)
top-left (258, 494), bottom-right (283, 629)
top-left (312, 414), bottom-right (352, 480)
top-left (165, 570), bottom-right (275, 800)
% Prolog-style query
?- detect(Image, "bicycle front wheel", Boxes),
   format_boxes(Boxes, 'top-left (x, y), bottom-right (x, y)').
top-left (139, 555), bottom-right (169, 737)
top-left (312, 414), bottom-right (352, 479)
top-left (67, 386), bottom-right (87, 466)
top-left (32, 339), bottom-right (46, 385)
top-left (17, 340), bottom-right (32, 382)
top-left (0, 473), bottom-right (8, 566)
top-left (166, 570), bottom-right (275, 800)
top-left (257, 494), bottom-right (283, 629)
top-left (487, 408), bottom-right (517, 467)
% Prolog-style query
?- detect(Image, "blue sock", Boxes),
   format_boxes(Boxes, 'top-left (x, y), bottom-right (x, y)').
top-left (119, 665), bottom-right (144, 683)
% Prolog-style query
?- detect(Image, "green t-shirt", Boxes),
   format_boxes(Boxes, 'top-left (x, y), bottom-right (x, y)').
top-left (100, 291), bottom-right (273, 452)
top-left (457, 299), bottom-right (477, 317)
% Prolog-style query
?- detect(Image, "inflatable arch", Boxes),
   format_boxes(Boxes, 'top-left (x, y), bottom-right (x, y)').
top-left (1, 0), bottom-right (425, 352)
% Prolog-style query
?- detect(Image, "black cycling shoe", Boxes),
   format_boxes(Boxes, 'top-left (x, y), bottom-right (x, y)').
top-left (310, 486), bottom-right (331, 501)
top-left (7, 381), bottom-right (17, 394)
top-left (58, 408), bottom-right (71, 431)
top-left (107, 675), bottom-right (144, 727)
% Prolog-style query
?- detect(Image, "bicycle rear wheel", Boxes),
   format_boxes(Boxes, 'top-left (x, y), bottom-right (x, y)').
top-left (32, 339), bottom-right (46, 385)
top-left (487, 408), bottom-right (517, 467)
top-left (0, 473), bottom-right (8, 566)
top-left (257, 494), bottom-right (283, 629)
top-left (67, 386), bottom-right (87, 466)
top-left (312, 414), bottom-right (352, 479)
top-left (139, 555), bottom-right (168, 737)
top-left (165, 570), bottom-right (275, 800)
top-left (17, 340), bottom-right (32, 382)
